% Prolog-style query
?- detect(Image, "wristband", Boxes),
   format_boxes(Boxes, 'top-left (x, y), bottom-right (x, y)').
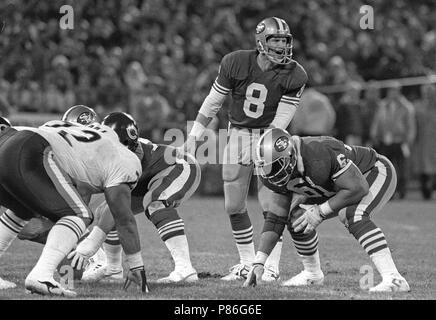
top-left (319, 201), bottom-right (333, 217)
top-left (87, 226), bottom-right (107, 248)
top-left (254, 251), bottom-right (268, 265)
top-left (126, 252), bottom-right (144, 270)
top-left (189, 121), bottom-right (206, 139)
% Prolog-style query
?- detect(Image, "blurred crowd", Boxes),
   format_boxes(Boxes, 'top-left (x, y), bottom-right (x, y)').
top-left (1, 0), bottom-right (435, 197)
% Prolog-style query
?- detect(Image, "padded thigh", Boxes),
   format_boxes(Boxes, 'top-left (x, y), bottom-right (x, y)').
top-left (257, 183), bottom-right (291, 217)
top-left (222, 163), bottom-right (253, 182)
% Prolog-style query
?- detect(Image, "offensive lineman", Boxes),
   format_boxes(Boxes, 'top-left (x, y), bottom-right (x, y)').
top-left (182, 17), bottom-right (307, 281)
top-left (244, 128), bottom-right (410, 292)
top-left (0, 114), bottom-right (147, 296)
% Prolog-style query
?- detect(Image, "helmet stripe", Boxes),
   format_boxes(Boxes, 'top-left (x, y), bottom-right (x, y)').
top-left (273, 17), bottom-right (284, 32)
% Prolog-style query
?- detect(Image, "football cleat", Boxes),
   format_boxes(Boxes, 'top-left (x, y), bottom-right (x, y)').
top-left (221, 264), bottom-right (250, 281)
top-left (25, 277), bottom-right (77, 297)
top-left (369, 274), bottom-right (410, 293)
top-left (261, 266), bottom-right (280, 282)
top-left (81, 248), bottom-right (108, 282)
top-left (281, 270), bottom-right (324, 287)
top-left (82, 266), bottom-right (123, 283)
top-left (156, 268), bottom-right (198, 284)
top-left (0, 277), bottom-right (16, 290)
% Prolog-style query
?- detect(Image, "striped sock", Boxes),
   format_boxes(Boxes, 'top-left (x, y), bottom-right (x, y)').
top-left (264, 236), bottom-right (283, 272)
top-left (290, 229), bottom-right (322, 274)
top-left (0, 210), bottom-right (27, 258)
top-left (349, 218), bottom-right (388, 256)
top-left (151, 208), bottom-right (185, 242)
top-left (348, 218), bottom-right (399, 279)
top-left (150, 208), bottom-right (193, 270)
top-left (230, 212), bottom-right (254, 266)
top-left (103, 229), bottom-right (122, 271)
top-left (29, 216), bottom-right (86, 280)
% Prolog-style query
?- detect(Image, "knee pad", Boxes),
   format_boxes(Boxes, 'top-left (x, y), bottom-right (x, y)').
top-left (262, 211), bottom-right (288, 236)
top-left (145, 201), bottom-right (167, 220)
top-left (17, 216), bottom-right (54, 244)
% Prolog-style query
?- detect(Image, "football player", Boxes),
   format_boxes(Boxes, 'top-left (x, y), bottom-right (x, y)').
top-left (17, 105), bottom-right (102, 245)
top-left (181, 17), bottom-right (307, 281)
top-left (0, 113), bottom-right (147, 296)
top-left (70, 116), bottom-right (201, 283)
top-left (244, 128), bottom-right (410, 292)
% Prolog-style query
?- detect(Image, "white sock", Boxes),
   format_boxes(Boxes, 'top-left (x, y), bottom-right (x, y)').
top-left (370, 247), bottom-right (400, 280)
top-left (165, 235), bottom-right (194, 271)
top-left (28, 216), bottom-right (85, 280)
top-left (103, 243), bottom-right (122, 271)
top-left (0, 210), bottom-right (27, 258)
top-left (236, 242), bottom-right (255, 267)
top-left (93, 247), bottom-right (107, 265)
top-left (264, 237), bottom-right (283, 272)
top-left (300, 250), bottom-right (322, 274)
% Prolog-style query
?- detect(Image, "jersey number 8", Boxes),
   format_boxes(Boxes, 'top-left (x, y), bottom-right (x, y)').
top-left (243, 83), bottom-right (267, 119)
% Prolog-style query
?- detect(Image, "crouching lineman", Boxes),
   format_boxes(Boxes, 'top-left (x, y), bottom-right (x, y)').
top-left (244, 128), bottom-right (410, 292)
top-left (0, 114), bottom-right (147, 296)
top-left (16, 105), bottom-right (103, 245)
top-left (68, 112), bottom-right (201, 283)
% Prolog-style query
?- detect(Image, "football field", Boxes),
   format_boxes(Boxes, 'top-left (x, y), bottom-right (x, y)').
top-left (0, 192), bottom-right (435, 300)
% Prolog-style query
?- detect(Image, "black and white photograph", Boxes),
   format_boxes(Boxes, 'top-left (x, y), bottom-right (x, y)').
top-left (0, 0), bottom-right (435, 308)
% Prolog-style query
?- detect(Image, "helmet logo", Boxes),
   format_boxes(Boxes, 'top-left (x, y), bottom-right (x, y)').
top-left (126, 123), bottom-right (138, 140)
top-left (78, 112), bottom-right (92, 125)
top-left (274, 136), bottom-right (289, 152)
top-left (256, 22), bottom-right (265, 34)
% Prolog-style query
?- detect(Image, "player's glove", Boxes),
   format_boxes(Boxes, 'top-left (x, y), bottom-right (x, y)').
top-left (67, 237), bottom-right (99, 270)
top-left (292, 204), bottom-right (326, 234)
top-left (123, 266), bottom-right (149, 293)
top-left (243, 263), bottom-right (265, 288)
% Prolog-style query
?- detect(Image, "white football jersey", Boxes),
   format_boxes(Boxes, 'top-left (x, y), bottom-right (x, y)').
top-left (16, 120), bottom-right (142, 193)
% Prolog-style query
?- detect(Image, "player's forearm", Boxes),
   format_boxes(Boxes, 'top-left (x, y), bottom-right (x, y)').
top-left (270, 103), bottom-right (297, 129)
top-left (324, 187), bottom-right (368, 215)
top-left (189, 87), bottom-right (226, 139)
top-left (105, 185), bottom-right (142, 255)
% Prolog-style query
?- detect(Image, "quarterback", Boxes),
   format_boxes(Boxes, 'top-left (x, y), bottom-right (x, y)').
top-left (244, 128), bottom-right (410, 292)
top-left (0, 113), bottom-right (147, 296)
top-left (183, 17), bottom-right (307, 281)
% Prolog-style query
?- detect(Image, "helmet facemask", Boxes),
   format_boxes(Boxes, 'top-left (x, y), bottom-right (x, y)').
top-left (259, 34), bottom-right (293, 65)
top-left (258, 153), bottom-right (296, 187)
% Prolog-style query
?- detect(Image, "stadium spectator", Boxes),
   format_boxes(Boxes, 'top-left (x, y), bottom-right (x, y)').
top-left (414, 83), bottom-right (436, 200)
top-left (370, 83), bottom-right (417, 199)
top-left (130, 76), bottom-right (172, 142)
top-left (334, 81), bottom-right (364, 145)
top-left (360, 81), bottom-right (382, 146)
top-left (289, 87), bottom-right (336, 136)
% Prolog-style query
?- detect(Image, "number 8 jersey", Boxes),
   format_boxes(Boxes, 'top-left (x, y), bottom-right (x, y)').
top-left (17, 120), bottom-right (142, 193)
top-left (215, 50), bottom-right (307, 129)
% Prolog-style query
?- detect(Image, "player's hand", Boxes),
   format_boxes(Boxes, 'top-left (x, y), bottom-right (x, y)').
top-left (123, 266), bottom-right (149, 293)
top-left (243, 263), bottom-right (265, 288)
top-left (67, 237), bottom-right (99, 270)
top-left (67, 249), bottom-right (91, 270)
top-left (177, 135), bottom-right (196, 158)
top-left (292, 204), bottom-right (325, 234)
